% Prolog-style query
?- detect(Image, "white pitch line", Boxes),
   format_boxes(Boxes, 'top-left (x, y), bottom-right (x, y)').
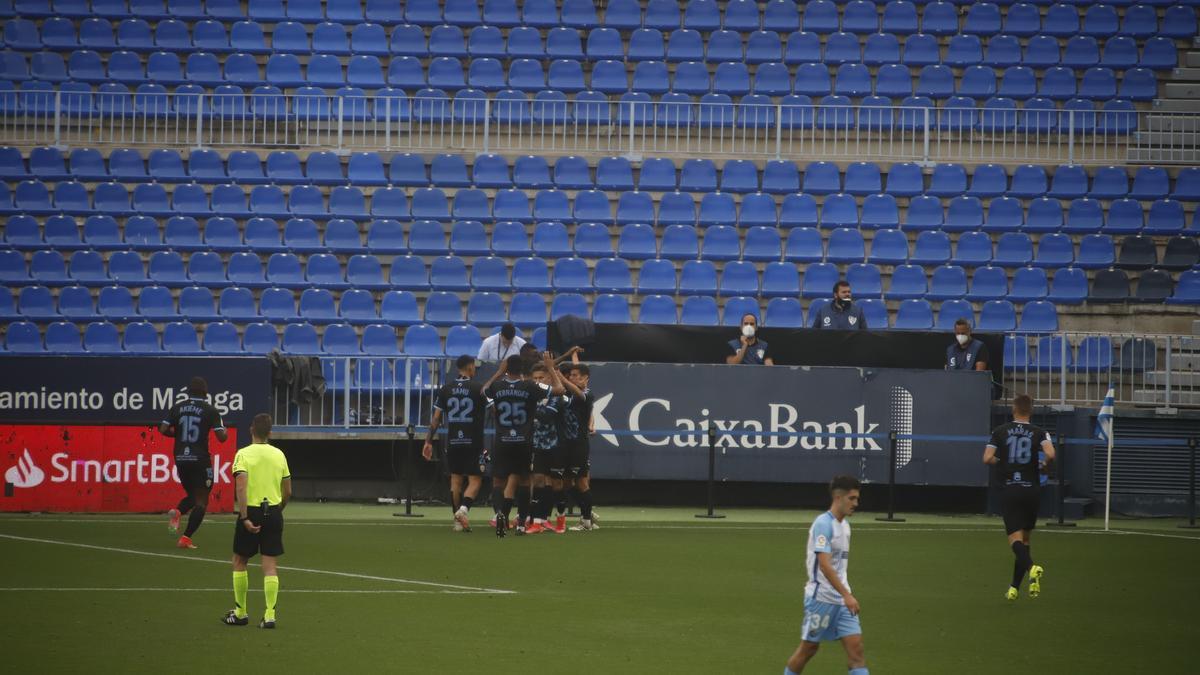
top-left (0, 587), bottom-right (489, 594)
top-left (1109, 528), bottom-right (1200, 541)
top-left (0, 533), bottom-right (515, 595)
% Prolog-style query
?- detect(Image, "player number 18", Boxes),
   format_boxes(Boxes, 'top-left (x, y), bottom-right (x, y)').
top-left (1006, 436), bottom-right (1032, 464)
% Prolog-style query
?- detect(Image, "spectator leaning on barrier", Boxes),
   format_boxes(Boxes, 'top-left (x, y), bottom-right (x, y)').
top-left (946, 319), bottom-right (989, 372)
top-left (811, 281), bottom-right (868, 331)
top-left (477, 322), bottom-right (526, 362)
top-left (727, 313), bottom-right (774, 366)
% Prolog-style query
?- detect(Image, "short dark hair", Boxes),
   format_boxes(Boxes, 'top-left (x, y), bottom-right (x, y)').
top-left (833, 280), bottom-right (851, 294)
top-left (830, 475), bottom-right (861, 495)
top-left (567, 363), bottom-right (590, 377)
top-left (954, 318), bottom-right (971, 329)
top-left (505, 354), bottom-right (525, 376)
top-left (1013, 393), bottom-right (1034, 417)
top-left (500, 322), bottom-right (516, 340)
top-left (251, 413), bottom-right (273, 440)
top-left (741, 313), bottom-right (758, 324)
top-left (187, 376), bottom-right (208, 397)
top-left (530, 363), bottom-right (548, 375)
top-left (520, 343), bottom-right (538, 355)
top-left (456, 354), bottom-right (476, 370)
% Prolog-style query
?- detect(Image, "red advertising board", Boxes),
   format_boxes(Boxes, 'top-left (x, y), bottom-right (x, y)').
top-left (0, 425), bottom-right (235, 513)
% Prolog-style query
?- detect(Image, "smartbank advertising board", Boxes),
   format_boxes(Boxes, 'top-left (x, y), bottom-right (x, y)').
top-left (0, 356), bottom-right (269, 512)
top-left (1, 425), bottom-right (236, 512)
top-left (584, 363), bottom-right (992, 487)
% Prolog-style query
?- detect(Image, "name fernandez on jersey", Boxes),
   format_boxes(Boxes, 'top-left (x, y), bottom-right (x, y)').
top-left (987, 421), bottom-right (1052, 488)
top-left (434, 378), bottom-right (491, 448)
top-left (488, 379), bottom-right (550, 445)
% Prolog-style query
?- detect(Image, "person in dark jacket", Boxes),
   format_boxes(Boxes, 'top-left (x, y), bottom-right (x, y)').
top-left (811, 281), bottom-right (868, 330)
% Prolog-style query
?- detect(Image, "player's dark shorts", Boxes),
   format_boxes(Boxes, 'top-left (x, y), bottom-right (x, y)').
top-left (175, 460), bottom-right (213, 492)
top-left (531, 444), bottom-right (563, 475)
top-left (233, 505), bottom-right (284, 558)
top-left (445, 444), bottom-right (483, 476)
top-left (493, 442), bottom-right (531, 479)
top-left (565, 441), bottom-right (590, 478)
top-left (1001, 487), bottom-right (1040, 534)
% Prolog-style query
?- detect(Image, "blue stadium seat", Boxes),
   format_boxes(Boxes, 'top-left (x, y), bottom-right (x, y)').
top-left (1007, 265), bottom-right (1050, 303)
top-left (698, 225), bottom-right (739, 262)
top-left (894, 299), bottom-right (933, 330)
top-left (43, 321), bottom-right (83, 354)
top-left (824, 227), bottom-right (864, 263)
top-left (424, 291), bottom-right (464, 326)
top-left (1145, 199), bottom-right (1187, 236)
top-left (1043, 266), bottom-right (1087, 305)
top-left (974, 300), bottom-right (1016, 333)
top-left (846, 263), bottom-right (882, 298)
top-left (966, 266), bottom-right (1008, 302)
top-left (799, 262), bottom-right (838, 299)
top-left (4, 321), bottom-right (44, 352)
top-left (235, 322), bottom-right (276, 354)
top-left (174, 286), bottom-right (219, 322)
top-left (928, 265), bottom-right (968, 301)
top-left (740, 226), bottom-right (781, 262)
top-left (885, 264), bottom-right (928, 300)
top-left (566, 221), bottom-right (609, 258)
top-left (676, 296), bottom-right (716, 326)
top-left (720, 160), bottom-right (759, 193)
top-left (258, 286), bottom-right (299, 323)
top-left (936, 299), bottom-right (975, 331)
top-left (1168, 270), bottom-right (1200, 305)
top-left (380, 290), bottom-right (420, 325)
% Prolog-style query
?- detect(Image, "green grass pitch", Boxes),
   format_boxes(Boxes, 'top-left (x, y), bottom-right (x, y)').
top-left (1, 504), bottom-right (1197, 674)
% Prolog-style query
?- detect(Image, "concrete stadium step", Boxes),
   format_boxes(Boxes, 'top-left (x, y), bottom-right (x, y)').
top-left (1152, 99), bottom-right (1200, 112)
top-left (1133, 389), bottom-right (1200, 406)
top-left (1144, 372), bottom-right (1200, 387)
top-left (1178, 336), bottom-right (1200, 353)
top-left (1169, 353), bottom-right (1200, 371)
top-left (1126, 148), bottom-right (1200, 163)
top-left (1134, 131), bottom-right (1200, 145)
top-left (1191, 319), bottom-right (1200, 335)
top-left (1186, 52), bottom-right (1200, 68)
top-left (1169, 67), bottom-right (1200, 82)
top-left (1142, 115), bottom-right (1200, 132)
top-left (1164, 82), bottom-right (1200, 98)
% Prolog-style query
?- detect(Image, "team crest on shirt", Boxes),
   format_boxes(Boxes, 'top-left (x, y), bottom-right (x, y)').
top-left (756, 349), bottom-right (765, 359)
top-left (848, 316), bottom-right (857, 325)
top-left (949, 357), bottom-right (956, 367)
top-left (816, 534), bottom-right (827, 548)
top-left (457, 430), bottom-right (464, 439)
top-left (509, 429), bottom-right (516, 436)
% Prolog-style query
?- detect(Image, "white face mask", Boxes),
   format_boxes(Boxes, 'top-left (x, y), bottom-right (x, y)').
top-left (742, 324), bottom-right (756, 338)
top-left (956, 334), bottom-right (970, 346)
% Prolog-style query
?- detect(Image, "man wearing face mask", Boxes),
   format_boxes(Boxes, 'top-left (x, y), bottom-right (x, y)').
top-left (812, 281), bottom-right (868, 331)
top-left (946, 318), bottom-right (989, 371)
top-left (727, 313), bottom-right (774, 366)
top-left (477, 322), bottom-right (526, 362)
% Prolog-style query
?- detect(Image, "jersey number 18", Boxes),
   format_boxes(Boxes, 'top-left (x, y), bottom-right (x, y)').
top-left (1006, 436), bottom-right (1032, 464)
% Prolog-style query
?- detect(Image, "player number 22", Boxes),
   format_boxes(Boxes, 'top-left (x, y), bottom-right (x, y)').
top-left (1006, 436), bottom-right (1032, 464)
top-left (446, 397), bottom-right (474, 424)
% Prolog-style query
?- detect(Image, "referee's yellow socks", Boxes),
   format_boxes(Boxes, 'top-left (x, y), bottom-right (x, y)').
top-left (263, 575), bottom-right (279, 621)
top-left (232, 570), bottom-right (248, 619)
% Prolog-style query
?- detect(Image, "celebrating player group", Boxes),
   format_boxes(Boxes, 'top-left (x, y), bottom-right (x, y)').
top-left (425, 349), bottom-right (597, 537)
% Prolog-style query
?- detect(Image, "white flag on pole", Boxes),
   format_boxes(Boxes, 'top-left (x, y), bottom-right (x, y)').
top-left (1097, 386), bottom-right (1115, 531)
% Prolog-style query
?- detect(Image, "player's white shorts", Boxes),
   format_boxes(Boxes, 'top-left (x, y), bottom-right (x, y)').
top-left (801, 599), bottom-right (862, 642)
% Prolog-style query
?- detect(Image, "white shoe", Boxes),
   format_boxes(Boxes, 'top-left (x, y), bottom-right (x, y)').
top-left (569, 518), bottom-right (594, 531)
top-left (454, 507), bottom-right (471, 532)
top-left (452, 518), bottom-right (463, 532)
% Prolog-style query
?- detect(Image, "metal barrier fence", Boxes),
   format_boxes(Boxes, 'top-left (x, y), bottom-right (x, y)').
top-left (4, 91), bottom-right (1190, 166)
top-left (1002, 331), bottom-right (1199, 410)
top-left (271, 356), bottom-right (443, 430)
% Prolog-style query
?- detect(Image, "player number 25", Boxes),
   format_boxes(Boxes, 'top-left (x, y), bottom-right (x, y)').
top-left (496, 401), bottom-right (527, 427)
top-left (1006, 436), bottom-right (1032, 464)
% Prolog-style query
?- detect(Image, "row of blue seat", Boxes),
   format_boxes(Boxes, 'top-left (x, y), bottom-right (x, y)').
top-left (7, 1), bottom-right (1194, 39)
top-left (8, 213), bottom-right (1197, 269)
top-left (2, 246), bottom-right (1192, 304)
top-left (5, 49), bottom-right (1163, 99)
top-left (12, 149), bottom-right (1195, 202)
top-left (6, 19), bottom-right (1184, 72)
top-left (3, 181), bottom-right (1195, 234)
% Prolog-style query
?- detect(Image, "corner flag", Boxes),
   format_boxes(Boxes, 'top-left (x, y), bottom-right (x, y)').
top-left (1097, 386), bottom-right (1115, 530)
top-left (1096, 387), bottom-right (1115, 443)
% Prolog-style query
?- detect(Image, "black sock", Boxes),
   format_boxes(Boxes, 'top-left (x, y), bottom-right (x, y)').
top-left (492, 490), bottom-right (503, 515)
top-left (577, 489), bottom-right (593, 520)
top-left (554, 490), bottom-right (566, 516)
top-left (462, 496), bottom-right (474, 510)
top-left (176, 495), bottom-right (194, 514)
top-left (529, 489), bottom-right (542, 520)
top-left (183, 505), bottom-right (206, 537)
top-left (501, 497), bottom-right (515, 518)
top-left (539, 487), bottom-right (555, 519)
top-left (516, 490), bottom-right (530, 525)
top-left (1011, 541), bottom-right (1033, 587)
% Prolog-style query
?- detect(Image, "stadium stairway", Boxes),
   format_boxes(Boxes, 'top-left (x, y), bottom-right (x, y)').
top-left (1134, 319), bottom-right (1200, 406)
top-left (1133, 38), bottom-right (1200, 163)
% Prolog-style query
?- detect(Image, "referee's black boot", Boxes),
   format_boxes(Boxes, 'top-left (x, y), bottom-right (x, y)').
top-left (222, 610), bottom-right (248, 626)
top-left (259, 618), bottom-right (276, 629)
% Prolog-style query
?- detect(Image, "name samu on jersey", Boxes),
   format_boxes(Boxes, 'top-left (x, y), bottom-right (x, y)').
top-left (436, 379), bottom-right (490, 447)
top-left (489, 379), bottom-right (549, 445)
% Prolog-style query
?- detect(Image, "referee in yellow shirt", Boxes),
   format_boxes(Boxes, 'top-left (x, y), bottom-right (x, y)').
top-left (223, 413), bottom-right (291, 629)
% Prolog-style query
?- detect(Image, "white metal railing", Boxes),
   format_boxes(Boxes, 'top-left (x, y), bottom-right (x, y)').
top-left (271, 356), bottom-right (443, 429)
top-left (3, 91), bottom-right (1191, 165)
top-left (1002, 331), bottom-right (1199, 410)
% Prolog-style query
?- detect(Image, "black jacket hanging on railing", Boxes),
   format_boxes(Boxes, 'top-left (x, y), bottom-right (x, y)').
top-left (267, 351), bottom-right (326, 404)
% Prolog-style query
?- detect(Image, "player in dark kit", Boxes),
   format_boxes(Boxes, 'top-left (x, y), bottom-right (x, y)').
top-left (561, 362), bottom-right (597, 532)
top-left (984, 393), bottom-right (1056, 601)
top-left (159, 376), bottom-right (227, 549)
top-left (487, 353), bottom-right (563, 537)
top-left (526, 357), bottom-right (566, 535)
top-left (424, 355), bottom-right (493, 532)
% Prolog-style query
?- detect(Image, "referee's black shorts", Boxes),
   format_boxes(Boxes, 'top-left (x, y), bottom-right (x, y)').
top-left (233, 505), bottom-right (284, 558)
top-left (1001, 487), bottom-right (1040, 535)
top-left (175, 460), bottom-right (213, 493)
